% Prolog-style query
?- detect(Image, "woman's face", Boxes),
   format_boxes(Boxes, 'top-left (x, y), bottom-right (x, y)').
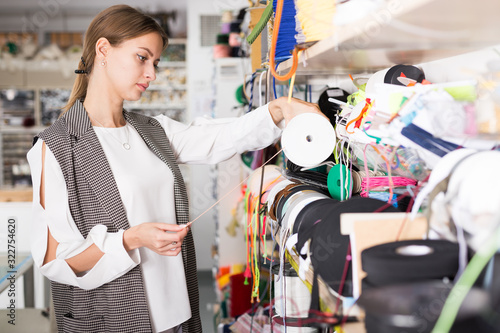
top-left (104, 32), bottom-right (163, 102)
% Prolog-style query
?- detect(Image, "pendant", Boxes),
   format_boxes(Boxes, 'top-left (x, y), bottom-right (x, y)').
top-left (123, 143), bottom-right (131, 150)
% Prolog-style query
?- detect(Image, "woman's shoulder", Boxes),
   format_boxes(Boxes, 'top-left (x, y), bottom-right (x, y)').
top-left (38, 116), bottom-right (70, 140)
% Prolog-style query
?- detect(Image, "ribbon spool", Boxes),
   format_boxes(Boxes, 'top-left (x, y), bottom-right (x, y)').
top-left (358, 281), bottom-right (492, 333)
top-left (268, 183), bottom-right (299, 222)
top-left (294, 198), bottom-right (338, 255)
top-left (267, 179), bottom-right (295, 217)
top-left (282, 191), bottom-right (329, 235)
top-left (272, 262), bottom-right (312, 319)
top-left (365, 65), bottom-right (425, 100)
top-left (317, 87), bottom-right (350, 125)
top-left (276, 184), bottom-right (328, 227)
top-left (281, 113), bottom-right (336, 168)
top-left (246, 164), bottom-right (284, 202)
top-left (327, 164), bottom-right (353, 201)
top-left (384, 64), bottom-right (425, 86)
top-left (303, 197), bottom-right (400, 312)
top-left (361, 240), bottom-right (460, 288)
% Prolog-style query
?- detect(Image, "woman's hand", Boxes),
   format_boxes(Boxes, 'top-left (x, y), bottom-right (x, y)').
top-left (268, 96), bottom-right (327, 126)
top-left (124, 222), bottom-right (191, 256)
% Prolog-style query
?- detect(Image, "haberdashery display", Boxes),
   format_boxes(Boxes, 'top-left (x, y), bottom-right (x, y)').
top-left (211, 1), bottom-right (500, 332)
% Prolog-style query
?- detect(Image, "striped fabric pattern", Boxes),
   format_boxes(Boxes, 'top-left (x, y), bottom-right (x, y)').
top-left (37, 100), bottom-right (202, 332)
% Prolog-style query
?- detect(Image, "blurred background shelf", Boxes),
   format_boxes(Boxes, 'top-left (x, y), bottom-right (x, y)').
top-left (0, 39), bottom-right (188, 189)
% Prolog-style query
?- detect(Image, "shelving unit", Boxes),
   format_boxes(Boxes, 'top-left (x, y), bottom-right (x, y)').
top-left (278, 0), bottom-right (500, 75)
top-left (123, 40), bottom-right (188, 121)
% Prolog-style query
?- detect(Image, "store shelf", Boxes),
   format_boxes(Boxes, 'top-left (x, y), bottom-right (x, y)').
top-left (0, 188), bottom-right (32, 202)
top-left (158, 61), bottom-right (186, 68)
top-left (148, 84), bottom-right (187, 91)
top-left (278, 0), bottom-right (500, 74)
top-left (124, 103), bottom-right (186, 110)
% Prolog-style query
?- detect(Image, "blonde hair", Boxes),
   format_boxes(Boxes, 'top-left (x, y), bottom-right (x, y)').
top-left (63, 5), bottom-right (168, 113)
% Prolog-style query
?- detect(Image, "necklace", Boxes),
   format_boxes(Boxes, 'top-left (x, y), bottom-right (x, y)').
top-left (87, 113), bottom-right (131, 150)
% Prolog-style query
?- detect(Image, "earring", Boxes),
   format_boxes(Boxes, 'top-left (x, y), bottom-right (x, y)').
top-left (101, 60), bottom-right (106, 66)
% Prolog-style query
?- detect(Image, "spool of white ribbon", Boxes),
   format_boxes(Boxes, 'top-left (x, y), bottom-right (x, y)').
top-left (281, 113), bottom-right (335, 168)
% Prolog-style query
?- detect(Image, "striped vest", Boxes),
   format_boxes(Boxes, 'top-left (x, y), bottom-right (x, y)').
top-left (36, 100), bottom-right (202, 332)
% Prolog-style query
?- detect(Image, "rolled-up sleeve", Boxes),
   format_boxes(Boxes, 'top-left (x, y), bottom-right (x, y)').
top-left (155, 103), bottom-right (283, 164)
top-left (27, 139), bottom-right (140, 290)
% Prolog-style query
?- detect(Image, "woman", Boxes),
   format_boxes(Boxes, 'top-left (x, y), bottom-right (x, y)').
top-left (27, 4), bottom-right (323, 333)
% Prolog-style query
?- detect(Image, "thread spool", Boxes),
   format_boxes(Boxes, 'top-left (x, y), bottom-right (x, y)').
top-left (272, 262), bottom-right (312, 319)
top-left (353, 170), bottom-right (385, 189)
top-left (360, 176), bottom-right (417, 196)
top-left (327, 164), bottom-right (353, 201)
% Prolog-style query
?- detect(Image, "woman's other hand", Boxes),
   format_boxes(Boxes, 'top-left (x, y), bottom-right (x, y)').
top-left (268, 96), bottom-right (327, 126)
top-left (124, 222), bottom-right (191, 256)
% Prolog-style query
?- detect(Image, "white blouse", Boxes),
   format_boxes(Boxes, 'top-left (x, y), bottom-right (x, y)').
top-left (27, 104), bottom-right (282, 332)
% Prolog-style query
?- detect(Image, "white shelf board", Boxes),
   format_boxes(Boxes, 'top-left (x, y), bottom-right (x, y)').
top-left (277, 0), bottom-right (500, 74)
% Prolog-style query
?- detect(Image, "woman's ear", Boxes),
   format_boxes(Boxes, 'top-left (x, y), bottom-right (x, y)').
top-left (95, 37), bottom-right (110, 59)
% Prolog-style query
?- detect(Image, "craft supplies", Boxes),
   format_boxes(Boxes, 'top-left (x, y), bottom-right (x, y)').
top-left (281, 113), bottom-right (336, 168)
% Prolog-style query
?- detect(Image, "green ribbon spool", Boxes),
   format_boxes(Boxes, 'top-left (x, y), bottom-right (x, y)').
top-left (327, 164), bottom-right (352, 201)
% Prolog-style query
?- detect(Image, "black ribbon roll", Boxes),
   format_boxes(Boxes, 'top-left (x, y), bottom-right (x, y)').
top-left (310, 198), bottom-right (399, 297)
top-left (384, 64), bottom-right (425, 85)
top-left (361, 239), bottom-right (460, 287)
top-left (317, 87), bottom-right (350, 127)
top-left (358, 281), bottom-right (494, 333)
top-left (282, 196), bottom-right (400, 326)
top-left (294, 198), bottom-right (338, 259)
